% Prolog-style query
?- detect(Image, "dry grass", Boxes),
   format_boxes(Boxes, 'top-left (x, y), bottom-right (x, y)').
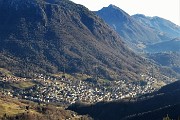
top-left (152, 81), bottom-right (166, 89)
top-left (0, 93), bottom-right (92, 120)
top-left (0, 99), bottom-right (25, 117)
top-left (0, 94), bottom-right (40, 118)
top-left (10, 81), bottom-right (35, 89)
top-left (0, 68), bottom-right (13, 77)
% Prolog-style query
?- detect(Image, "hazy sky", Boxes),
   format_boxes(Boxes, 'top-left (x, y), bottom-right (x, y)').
top-left (70, 0), bottom-right (180, 26)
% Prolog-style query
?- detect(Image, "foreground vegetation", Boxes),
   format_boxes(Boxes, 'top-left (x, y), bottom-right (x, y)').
top-left (0, 93), bottom-right (92, 120)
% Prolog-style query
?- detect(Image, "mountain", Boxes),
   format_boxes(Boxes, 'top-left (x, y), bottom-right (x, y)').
top-left (68, 80), bottom-right (180, 120)
top-left (145, 38), bottom-right (180, 53)
top-left (148, 52), bottom-right (180, 73)
top-left (132, 14), bottom-right (180, 38)
top-left (0, 0), bottom-right (149, 80)
top-left (95, 4), bottom-right (180, 78)
top-left (95, 5), bottom-right (173, 51)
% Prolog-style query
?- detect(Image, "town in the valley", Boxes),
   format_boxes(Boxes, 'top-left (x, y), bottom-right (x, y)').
top-left (0, 72), bottom-right (173, 105)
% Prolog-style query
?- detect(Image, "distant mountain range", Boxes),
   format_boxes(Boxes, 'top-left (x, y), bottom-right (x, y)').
top-left (146, 38), bottom-right (180, 53)
top-left (68, 80), bottom-right (180, 120)
top-left (96, 4), bottom-right (180, 80)
top-left (0, 0), bottom-right (151, 81)
top-left (132, 14), bottom-right (180, 38)
top-left (96, 5), bottom-right (180, 52)
top-left (134, 15), bottom-right (180, 53)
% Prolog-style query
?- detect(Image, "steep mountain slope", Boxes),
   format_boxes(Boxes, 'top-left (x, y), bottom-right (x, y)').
top-left (132, 14), bottom-right (180, 38)
top-left (145, 38), bottom-right (180, 52)
top-left (96, 5), bottom-right (172, 51)
top-left (126, 80), bottom-right (180, 120)
top-left (68, 80), bottom-right (180, 120)
top-left (148, 52), bottom-right (180, 73)
top-left (0, 0), bottom-right (148, 80)
top-left (125, 104), bottom-right (180, 120)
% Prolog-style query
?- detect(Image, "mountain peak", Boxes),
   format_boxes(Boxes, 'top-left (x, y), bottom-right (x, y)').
top-left (96, 6), bottom-right (180, 52)
top-left (133, 14), bottom-right (146, 18)
top-left (108, 4), bottom-right (120, 9)
top-left (106, 4), bottom-right (128, 15)
top-left (96, 4), bottom-right (130, 24)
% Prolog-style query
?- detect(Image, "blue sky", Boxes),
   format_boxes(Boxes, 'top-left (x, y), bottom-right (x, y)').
top-left (70, 0), bottom-right (180, 26)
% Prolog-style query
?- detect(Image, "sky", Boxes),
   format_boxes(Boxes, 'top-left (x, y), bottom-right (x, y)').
top-left (70, 0), bottom-right (180, 26)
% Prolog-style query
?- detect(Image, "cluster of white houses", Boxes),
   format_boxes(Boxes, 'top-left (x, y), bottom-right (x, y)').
top-left (1, 74), bottom-right (160, 105)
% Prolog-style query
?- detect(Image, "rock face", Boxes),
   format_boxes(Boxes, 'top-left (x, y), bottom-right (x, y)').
top-left (0, 0), bottom-right (147, 80)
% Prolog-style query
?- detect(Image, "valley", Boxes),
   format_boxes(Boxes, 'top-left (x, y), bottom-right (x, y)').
top-left (0, 0), bottom-right (179, 120)
top-left (0, 73), bottom-right (163, 105)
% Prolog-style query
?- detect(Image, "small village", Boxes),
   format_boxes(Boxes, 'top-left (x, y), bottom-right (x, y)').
top-left (0, 73), bottom-right (162, 105)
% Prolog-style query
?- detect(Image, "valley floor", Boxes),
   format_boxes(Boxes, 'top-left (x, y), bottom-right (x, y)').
top-left (1, 73), bottom-right (164, 105)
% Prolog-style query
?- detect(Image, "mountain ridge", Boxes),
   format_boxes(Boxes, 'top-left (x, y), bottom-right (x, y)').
top-left (145, 38), bottom-right (180, 52)
top-left (96, 5), bottom-right (179, 52)
top-left (132, 14), bottom-right (180, 37)
top-left (0, 0), bottom-right (149, 81)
